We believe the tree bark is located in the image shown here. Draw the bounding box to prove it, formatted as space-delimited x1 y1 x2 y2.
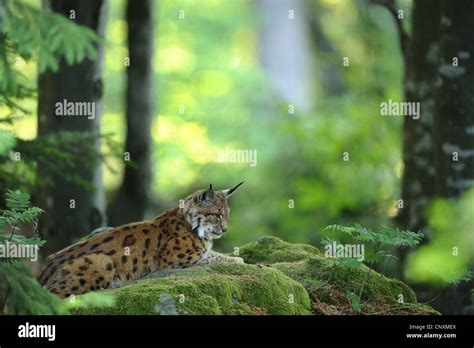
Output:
429 0 474 315
37 0 107 255
108 0 154 226
396 0 441 240
433 0 474 198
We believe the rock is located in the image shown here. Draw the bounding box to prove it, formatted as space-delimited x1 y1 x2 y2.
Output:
70 236 439 315
70 263 311 315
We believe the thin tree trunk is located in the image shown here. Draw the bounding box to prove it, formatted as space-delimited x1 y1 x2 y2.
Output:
109 0 154 226
37 0 107 255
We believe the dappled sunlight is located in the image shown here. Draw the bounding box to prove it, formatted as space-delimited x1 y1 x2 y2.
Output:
104 20 128 72
154 115 217 164
156 44 196 72
194 70 234 97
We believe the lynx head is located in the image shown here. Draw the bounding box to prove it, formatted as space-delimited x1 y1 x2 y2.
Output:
181 182 244 239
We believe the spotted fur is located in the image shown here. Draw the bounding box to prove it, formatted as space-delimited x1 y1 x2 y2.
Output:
37 183 244 298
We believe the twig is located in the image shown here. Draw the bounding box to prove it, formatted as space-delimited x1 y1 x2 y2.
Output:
8 222 17 241
2 285 10 314
378 245 402 280
315 274 333 291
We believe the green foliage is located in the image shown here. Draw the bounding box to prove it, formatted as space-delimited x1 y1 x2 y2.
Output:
0 190 44 246
0 128 15 155
0 0 110 198
0 129 123 199
0 262 68 315
322 223 423 311
346 290 362 313
2 189 43 225
0 0 99 112
13 131 112 191
0 189 67 314
431 269 473 287
324 223 423 262
320 238 363 269
325 223 423 248
64 291 116 312
407 188 474 285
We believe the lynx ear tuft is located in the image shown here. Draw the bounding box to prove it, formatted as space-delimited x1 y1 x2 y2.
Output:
199 185 214 202
221 181 244 198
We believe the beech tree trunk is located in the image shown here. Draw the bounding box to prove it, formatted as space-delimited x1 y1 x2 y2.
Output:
108 0 155 226
429 0 474 315
37 0 107 256
433 0 474 198
397 0 440 236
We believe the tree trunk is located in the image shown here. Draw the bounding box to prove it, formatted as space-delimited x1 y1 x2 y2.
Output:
433 0 474 198
37 0 107 256
395 0 441 278
429 0 474 314
108 0 155 226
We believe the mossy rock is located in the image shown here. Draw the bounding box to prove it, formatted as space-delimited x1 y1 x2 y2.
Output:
70 264 311 315
238 237 438 315
70 236 439 315
238 236 320 264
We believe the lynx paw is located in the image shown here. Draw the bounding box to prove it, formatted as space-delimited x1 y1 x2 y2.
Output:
233 257 244 264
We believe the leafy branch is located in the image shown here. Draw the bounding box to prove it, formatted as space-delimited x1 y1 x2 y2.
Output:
323 223 423 313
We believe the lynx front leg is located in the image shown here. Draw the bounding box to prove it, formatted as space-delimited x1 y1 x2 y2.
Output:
195 250 244 265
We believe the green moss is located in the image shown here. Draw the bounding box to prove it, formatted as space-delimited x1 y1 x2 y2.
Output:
70 236 438 315
238 236 320 264
239 236 438 315
273 258 416 306
71 264 311 315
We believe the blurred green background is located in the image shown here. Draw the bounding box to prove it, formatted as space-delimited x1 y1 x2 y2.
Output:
105 0 406 251
7 0 407 251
